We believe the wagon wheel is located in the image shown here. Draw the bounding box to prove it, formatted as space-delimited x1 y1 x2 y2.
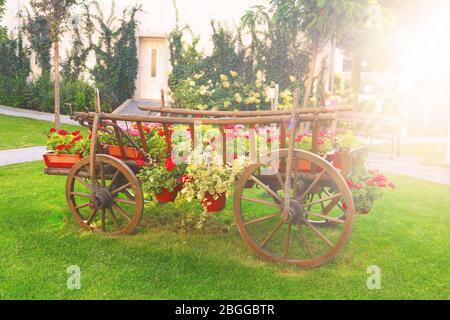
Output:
233 149 355 268
66 154 143 235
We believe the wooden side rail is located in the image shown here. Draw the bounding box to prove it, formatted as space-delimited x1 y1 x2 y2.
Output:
72 112 337 126
138 105 353 117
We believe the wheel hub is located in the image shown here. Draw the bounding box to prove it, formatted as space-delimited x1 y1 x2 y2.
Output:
281 199 303 223
90 187 114 209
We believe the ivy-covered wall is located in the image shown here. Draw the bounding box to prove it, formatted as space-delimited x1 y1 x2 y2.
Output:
0 1 141 113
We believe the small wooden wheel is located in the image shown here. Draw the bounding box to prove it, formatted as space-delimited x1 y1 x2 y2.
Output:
66 154 143 235
233 149 355 268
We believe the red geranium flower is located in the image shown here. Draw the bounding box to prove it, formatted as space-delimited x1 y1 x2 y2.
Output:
377 181 386 188
56 144 65 151
71 130 80 136
58 130 68 136
367 178 374 186
65 143 72 149
342 202 348 210
347 180 353 188
158 129 165 137
164 158 176 172
135 160 145 167
180 174 192 184
72 135 82 143
50 128 56 133
355 183 363 189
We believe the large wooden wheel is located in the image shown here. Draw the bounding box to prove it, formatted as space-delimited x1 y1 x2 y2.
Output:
233 149 355 268
66 154 143 235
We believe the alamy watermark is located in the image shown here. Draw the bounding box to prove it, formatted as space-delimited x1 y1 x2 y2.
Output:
366 265 381 290
67 265 81 290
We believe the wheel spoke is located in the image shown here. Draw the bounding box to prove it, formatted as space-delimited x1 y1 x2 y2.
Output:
260 221 283 248
321 196 341 215
112 203 132 222
123 189 135 201
76 202 91 210
108 170 120 191
284 223 292 259
114 198 136 206
304 211 346 224
250 175 283 203
297 224 313 257
302 193 342 208
99 163 105 187
298 170 325 202
276 172 284 190
241 196 281 209
109 208 122 230
71 192 91 198
75 176 92 190
303 220 334 247
111 182 132 195
244 213 279 226
323 189 346 212
85 208 98 225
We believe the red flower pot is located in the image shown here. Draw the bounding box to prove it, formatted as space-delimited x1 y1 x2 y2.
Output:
296 159 312 172
202 193 226 213
43 153 82 168
155 188 178 203
107 145 143 160
333 152 343 169
358 206 372 215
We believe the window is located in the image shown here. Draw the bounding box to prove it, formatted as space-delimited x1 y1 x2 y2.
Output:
151 48 157 78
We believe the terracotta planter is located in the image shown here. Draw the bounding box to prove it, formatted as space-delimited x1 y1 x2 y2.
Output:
155 188 178 203
202 193 226 213
358 207 372 215
107 145 143 160
333 152 343 169
296 159 312 172
43 153 82 168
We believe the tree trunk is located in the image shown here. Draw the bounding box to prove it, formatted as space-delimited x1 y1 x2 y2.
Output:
300 42 319 131
53 40 61 130
302 42 319 109
351 53 362 98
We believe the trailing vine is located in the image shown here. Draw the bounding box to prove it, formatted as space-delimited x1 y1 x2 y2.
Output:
90 1 141 111
22 9 52 74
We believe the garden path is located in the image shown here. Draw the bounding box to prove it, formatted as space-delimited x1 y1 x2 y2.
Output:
0 105 78 125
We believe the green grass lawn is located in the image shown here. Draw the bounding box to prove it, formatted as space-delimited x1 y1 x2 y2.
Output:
0 161 448 299
0 115 82 150
370 142 449 167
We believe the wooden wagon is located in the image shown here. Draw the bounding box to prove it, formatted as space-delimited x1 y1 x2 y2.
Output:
45 90 368 268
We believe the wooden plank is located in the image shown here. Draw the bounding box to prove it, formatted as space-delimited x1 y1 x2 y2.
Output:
136 122 149 153
112 120 128 160
73 112 337 127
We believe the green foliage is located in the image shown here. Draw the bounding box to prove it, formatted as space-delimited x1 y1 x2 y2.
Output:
168 25 204 93
0 35 31 107
29 0 82 42
22 12 52 73
0 0 7 40
335 131 362 150
181 161 244 202
139 162 187 195
90 2 141 111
